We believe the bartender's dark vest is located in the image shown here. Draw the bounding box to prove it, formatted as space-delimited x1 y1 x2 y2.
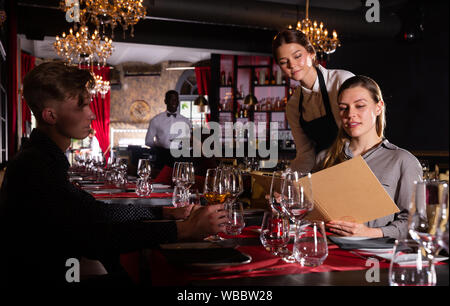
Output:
298 67 338 153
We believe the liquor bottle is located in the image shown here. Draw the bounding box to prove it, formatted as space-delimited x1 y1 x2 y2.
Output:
227 72 233 86
253 71 259 85
259 70 265 85
221 71 226 86
276 68 282 85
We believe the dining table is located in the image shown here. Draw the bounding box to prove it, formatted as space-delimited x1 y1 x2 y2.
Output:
73 171 449 287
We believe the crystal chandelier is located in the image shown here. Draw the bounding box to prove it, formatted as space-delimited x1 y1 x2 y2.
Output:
60 0 147 38
54 25 113 97
54 25 114 67
288 0 340 55
91 74 111 99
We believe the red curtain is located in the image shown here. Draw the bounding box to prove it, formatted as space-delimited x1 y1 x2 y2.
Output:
7 1 18 159
194 66 211 123
20 52 35 137
88 66 111 161
194 66 211 95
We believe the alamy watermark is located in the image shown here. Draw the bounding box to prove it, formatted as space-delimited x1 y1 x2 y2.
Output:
166 121 279 169
65 258 80 283
365 0 380 23
64 0 80 23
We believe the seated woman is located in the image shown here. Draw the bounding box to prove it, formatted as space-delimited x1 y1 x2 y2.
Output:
314 75 422 239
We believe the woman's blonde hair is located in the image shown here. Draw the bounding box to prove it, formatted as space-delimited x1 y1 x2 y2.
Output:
318 75 386 170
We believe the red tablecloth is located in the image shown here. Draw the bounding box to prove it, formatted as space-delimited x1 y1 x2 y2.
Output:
147 226 396 286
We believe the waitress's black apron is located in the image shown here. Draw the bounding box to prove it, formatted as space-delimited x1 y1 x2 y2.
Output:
298 67 338 153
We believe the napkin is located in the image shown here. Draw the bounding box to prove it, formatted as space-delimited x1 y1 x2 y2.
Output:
329 236 397 250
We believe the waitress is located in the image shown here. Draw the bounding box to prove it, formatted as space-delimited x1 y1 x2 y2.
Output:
273 29 354 172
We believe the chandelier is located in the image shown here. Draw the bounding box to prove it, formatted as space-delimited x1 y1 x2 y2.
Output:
91 74 111 98
54 25 114 67
54 25 113 97
59 0 147 38
289 0 340 55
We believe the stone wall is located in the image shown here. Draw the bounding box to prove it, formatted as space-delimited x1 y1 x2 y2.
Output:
110 61 191 146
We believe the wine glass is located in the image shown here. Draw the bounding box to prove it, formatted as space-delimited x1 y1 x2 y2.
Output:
279 169 314 262
225 202 245 235
172 162 181 187
225 167 243 206
137 159 152 179
293 220 328 267
269 170 284 213
437 200 449 254
172 185 188 207
408 179 449 269
178 162 195 191
136 177 152 197
260 209 290 256
203 168 229 241
281 170 314 222
389 239 436 286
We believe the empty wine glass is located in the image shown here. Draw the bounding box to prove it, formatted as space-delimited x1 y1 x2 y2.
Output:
172 162 181 187
408 180 449 260
281 170 314 222
225 202 245 235
225 167 243 206
293 220 328 267
437 201 449 254
389 239 436 286
136 177 152 197
269 170 284 213
260 209 290 256
172 185 188 207
137 159 152 179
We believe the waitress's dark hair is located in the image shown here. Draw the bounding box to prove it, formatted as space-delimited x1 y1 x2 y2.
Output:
272 29 316 63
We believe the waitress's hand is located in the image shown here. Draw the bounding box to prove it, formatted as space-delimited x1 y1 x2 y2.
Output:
326 220 383 238
264 192 282 203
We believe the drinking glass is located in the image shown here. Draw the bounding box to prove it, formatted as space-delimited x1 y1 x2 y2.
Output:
225 167 243 206
408 180 449 260
389 239 436 286
269 170 284 213
136 177 152 197
203 168 229 241
225 202 245 235
437 200 449 253
172 185 188 207
178 162 195 190
137 158 152 179
260 209 290 256
280 170 314 222
293 220 328 267
203 168 229 205
172 162 181 187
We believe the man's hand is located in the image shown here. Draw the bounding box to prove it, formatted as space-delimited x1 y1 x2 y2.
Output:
176 204 228 241
326 220 383 237
162 205 195 220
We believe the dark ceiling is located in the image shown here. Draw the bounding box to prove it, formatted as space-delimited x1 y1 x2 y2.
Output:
12 0 437 54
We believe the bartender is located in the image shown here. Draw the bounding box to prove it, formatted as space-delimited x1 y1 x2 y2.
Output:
145 90 191 170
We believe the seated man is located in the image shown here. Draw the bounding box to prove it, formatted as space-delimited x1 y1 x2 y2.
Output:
0 62 227 287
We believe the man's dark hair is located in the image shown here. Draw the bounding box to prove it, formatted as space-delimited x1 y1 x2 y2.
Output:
23 61 95 122
165 90 178 102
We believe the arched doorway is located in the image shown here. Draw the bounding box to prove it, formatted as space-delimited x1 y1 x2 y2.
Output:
175 69 207 128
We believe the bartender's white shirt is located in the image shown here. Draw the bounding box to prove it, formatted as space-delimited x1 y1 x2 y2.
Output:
145 111 192 149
